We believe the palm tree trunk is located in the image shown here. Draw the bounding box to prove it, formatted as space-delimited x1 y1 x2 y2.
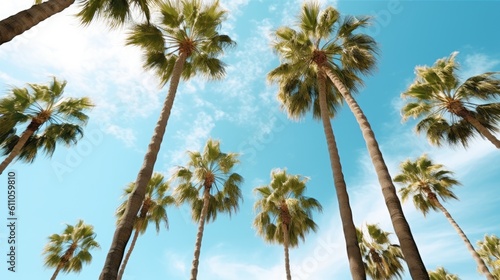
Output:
51 242 77 280
0 0 75 45
282 223 292 280
460 111 500 149
434 199 495 280
322 67 429 280
317 72 366 280
99 52 188 280
190 185 211 280
50 263 63 280
0 121 40 174
117 227 141 280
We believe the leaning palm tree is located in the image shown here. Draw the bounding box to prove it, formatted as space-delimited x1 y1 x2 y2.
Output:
100 2 235 279
254 168 322 280
173 138 243 280
477 235 500 279
428 267 461 280
42 220 100 280
401 52 500 148
357 223 405 280
0 0 156 45
394 154 495 280
268 2 427 278
0 77 93 174
115 172 175 280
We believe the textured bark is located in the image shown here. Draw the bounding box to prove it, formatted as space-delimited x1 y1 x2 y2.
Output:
433 198 495 280
116 227 140 280
322 66 429 279
459 109 500 149
0 0 75 45
317 72 366 280
99 52 188 280
282 223 292 280
190 185 211 280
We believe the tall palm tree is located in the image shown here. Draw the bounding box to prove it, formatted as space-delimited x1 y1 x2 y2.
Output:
100 2 235 279
356 223 405 280
268 2 427 278
477 235 500 279
42 220 100 280
428 267 461 280
0 77 93 174
394 154 495 280
401 52 500 148
254 169 322 280
0 0 156 45
115 172 175 280
173 138 243 280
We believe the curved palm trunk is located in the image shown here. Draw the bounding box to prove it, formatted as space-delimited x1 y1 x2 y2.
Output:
317 73 366 279
117 227 141 280
0 0 75 45
456 108 500 149
51 242 77 280
282 223 292 280
50 264 63 280
322 67 429 279
0 119 44 174
433 199 495 279
99 52 188 280
190 185 211 280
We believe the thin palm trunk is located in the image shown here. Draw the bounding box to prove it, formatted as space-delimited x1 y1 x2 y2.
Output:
433 199 495 279
50 263 63 280
0 0 75 45
282 223 292 280
117 227 141 280
458 110 500 149
100 52 188 280
51 243 77 280
317 73 365 279
0 119 43 174
190 185 211 280
322 67 428 279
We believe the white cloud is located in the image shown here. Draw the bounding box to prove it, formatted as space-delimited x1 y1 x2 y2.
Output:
461 53 500 80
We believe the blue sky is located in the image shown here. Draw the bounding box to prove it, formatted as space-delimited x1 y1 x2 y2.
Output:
0 0 499 279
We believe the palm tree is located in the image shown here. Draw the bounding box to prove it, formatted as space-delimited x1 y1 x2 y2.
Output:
100 2 235 279
0 77 93 174
42 220 100 280
115 172 175 280
0 0 155 45
253 168 322 280
268 2 427 278
401 52 500 148
357 223 405 280
428 267 461 280
173 138 243 280
394 154 495 280
477 235 500 279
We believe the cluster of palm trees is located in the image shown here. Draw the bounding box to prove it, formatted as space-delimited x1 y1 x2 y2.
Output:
1 0 499 279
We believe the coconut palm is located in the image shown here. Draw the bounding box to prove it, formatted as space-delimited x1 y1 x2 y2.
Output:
394 154 495 280
42 220 100 280
401 52 500 148
115 172 175 280
100 2 234 278
477 235 500 278
268 2 427 278
357 223 405 280
254 168 322 280
428 267 461 280
173 138 243 280
0 77 93 174
0 0 156 45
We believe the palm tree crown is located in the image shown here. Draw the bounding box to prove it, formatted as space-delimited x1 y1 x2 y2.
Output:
42 220 100 280
428 267 461 280
477 234 500 278
0 77 93 173
357 223 405 280
401 52 500 148
77 0 159 27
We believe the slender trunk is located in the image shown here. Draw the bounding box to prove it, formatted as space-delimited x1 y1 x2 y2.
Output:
99 52 188 280
0 119 43 174
322 67 429 279
51 242 77 280
117 227 141 280
50 264 63 280
317 72 366 279
459 111 500 149
0 0 75 45
190 185 211 280
282 223 292 280
433 199 495 280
